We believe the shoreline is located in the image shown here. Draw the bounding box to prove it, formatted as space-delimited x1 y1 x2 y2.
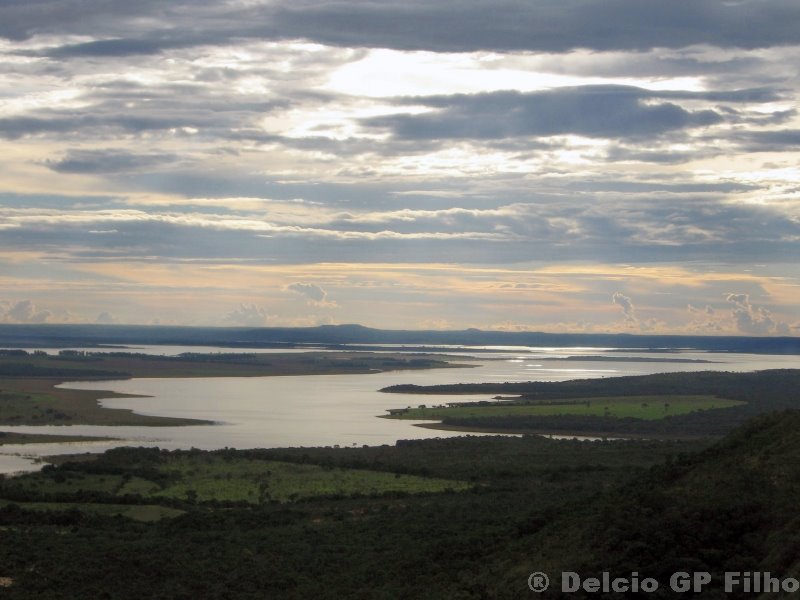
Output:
0 432 119 446
0 351 468 444
410 421 716 441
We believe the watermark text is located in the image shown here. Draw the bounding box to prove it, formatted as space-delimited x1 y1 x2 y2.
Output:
527 571 800 594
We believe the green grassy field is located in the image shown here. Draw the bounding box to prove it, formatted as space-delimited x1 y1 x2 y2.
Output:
0 381 207 428
385 394 743 421
0 370 797 598
149 455 470 503
2 451 471 515
0 389 75 424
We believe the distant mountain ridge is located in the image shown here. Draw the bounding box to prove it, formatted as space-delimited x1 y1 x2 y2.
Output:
0 323 798 354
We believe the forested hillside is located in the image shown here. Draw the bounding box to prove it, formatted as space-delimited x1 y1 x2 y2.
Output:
0 410 799 597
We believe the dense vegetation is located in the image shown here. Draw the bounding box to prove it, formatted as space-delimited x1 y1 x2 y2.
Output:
1 448 470 507
0 350 455 381
0 434 705 598
384 369 800 437
386 394 741 421
0 412 798 597
0 333 797 597
492 410 800 598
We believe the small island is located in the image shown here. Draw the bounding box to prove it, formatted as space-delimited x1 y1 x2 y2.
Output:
381 369 800 439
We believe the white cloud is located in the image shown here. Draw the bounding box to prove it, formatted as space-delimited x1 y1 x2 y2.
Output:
0 1 798 334
284 282 337 307
3 299 51 323
687 304 725 334
612 292 637 325
726 293 787 336
95 311 118 324
222 303 274 326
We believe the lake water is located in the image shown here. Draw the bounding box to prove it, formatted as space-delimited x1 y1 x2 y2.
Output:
0 346 797 473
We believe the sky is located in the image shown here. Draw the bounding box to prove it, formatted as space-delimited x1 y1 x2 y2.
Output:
0 0 798 335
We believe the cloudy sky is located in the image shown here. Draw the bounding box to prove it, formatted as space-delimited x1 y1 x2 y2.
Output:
1 0 798 335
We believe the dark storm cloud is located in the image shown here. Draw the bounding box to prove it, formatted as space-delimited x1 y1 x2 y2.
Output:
3 0 800 53
44 149 179 174
364 87 724 141
659 88 784 103
520 53 771 82
258 0 800 53
730 130 800 152
605 147 709 164
42 37 196 58
0 0 156 40
0 82 287 140
1 194 796 265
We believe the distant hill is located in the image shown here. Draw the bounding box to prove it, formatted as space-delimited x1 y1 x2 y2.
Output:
0 323 798 354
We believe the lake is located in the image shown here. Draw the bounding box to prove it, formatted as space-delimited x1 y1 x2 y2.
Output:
0 346 797 473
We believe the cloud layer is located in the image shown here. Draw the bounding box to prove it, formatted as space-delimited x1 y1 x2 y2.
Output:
4 0 800 52
0 0 798 333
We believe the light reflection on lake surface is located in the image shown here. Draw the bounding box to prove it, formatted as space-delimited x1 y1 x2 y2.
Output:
0 347 798 473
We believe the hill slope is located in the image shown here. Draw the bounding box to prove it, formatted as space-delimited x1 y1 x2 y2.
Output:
496 410 800 598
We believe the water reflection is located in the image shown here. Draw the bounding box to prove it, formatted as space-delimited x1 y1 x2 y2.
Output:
0 347 797 472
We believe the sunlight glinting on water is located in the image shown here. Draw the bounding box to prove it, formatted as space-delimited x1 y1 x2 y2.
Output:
0 345 798 473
